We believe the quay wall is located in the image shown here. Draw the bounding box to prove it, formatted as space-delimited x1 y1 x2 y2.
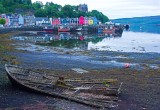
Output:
0 26 43 34
0 25 123 34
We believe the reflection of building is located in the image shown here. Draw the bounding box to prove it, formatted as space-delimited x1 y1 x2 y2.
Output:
13 32 122 51
78 4 88 12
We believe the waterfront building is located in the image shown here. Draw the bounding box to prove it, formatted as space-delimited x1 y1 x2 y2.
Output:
24 15 35 26
52 18 60 25
60 18 67 25
8 14 19 26
18 14 24 25
88 17 94 25
93 17 98 25
84 17 89 25
35 17 51 26
69 18 79 25
79 16 85 25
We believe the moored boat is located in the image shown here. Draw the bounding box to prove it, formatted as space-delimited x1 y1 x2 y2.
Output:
43 27 54 33
5 64 123 108
103 29 115 34
58 26 70 32
76 27 82 31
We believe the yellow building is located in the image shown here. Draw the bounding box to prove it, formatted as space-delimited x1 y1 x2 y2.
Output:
88 18 93 25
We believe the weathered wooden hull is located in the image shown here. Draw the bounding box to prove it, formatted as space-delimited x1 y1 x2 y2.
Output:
5 64 122 108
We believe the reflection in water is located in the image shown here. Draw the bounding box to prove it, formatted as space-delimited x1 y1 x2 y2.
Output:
88 32 160 53
13 32 122 50
12 31 160 53
38 32 122 49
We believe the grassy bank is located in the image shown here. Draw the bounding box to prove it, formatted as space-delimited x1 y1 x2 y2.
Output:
0 32 22 65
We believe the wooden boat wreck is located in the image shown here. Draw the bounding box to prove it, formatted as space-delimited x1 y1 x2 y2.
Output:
5 64 123 109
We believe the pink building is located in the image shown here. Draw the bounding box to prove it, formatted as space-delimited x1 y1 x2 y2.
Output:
84 17 89 25
79 16 85 25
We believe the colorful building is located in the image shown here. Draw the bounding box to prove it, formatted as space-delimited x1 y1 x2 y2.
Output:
18 14 24 25
70 18 78 25
84 17 89 25
8 14 19 26
35 17 51 26
79 16 85 25
93 17 98 25
1 13 100 27
24 15 35 26
88 17 93 25
52 18 60 25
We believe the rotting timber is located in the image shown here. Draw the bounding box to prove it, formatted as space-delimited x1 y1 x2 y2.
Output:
5 64 123 109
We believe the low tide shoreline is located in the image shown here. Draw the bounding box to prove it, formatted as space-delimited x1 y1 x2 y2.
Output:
0 32 160 110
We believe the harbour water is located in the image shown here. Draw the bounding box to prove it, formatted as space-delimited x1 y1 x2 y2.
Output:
88 31 160 53
13 31 160 53
10 30 160 70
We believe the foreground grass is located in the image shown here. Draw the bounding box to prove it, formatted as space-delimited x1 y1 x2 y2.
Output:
0 32 22 65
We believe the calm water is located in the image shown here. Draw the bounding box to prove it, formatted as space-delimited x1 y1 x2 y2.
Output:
88 31 160 53
13 31 160 53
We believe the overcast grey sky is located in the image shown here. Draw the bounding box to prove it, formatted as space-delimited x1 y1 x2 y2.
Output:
32 0 160 19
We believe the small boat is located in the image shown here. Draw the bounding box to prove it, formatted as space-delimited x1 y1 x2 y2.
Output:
58 26 70 32
76 27 82 31
103 29 115 34
5 64 123 108
43 27 54 33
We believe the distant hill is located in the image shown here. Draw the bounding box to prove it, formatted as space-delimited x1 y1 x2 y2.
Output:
111 16 160 34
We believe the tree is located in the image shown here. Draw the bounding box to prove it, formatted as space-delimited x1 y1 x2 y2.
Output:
32 1 43 9
43 3 61 18
26 0 31 5
0 3 5 13
62 5 75 18
89 10 109 23
34 9 47 17
0 18 6 25
0 1 109 22
3 0 14 6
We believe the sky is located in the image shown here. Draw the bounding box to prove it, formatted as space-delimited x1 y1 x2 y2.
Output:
32 0 160 19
